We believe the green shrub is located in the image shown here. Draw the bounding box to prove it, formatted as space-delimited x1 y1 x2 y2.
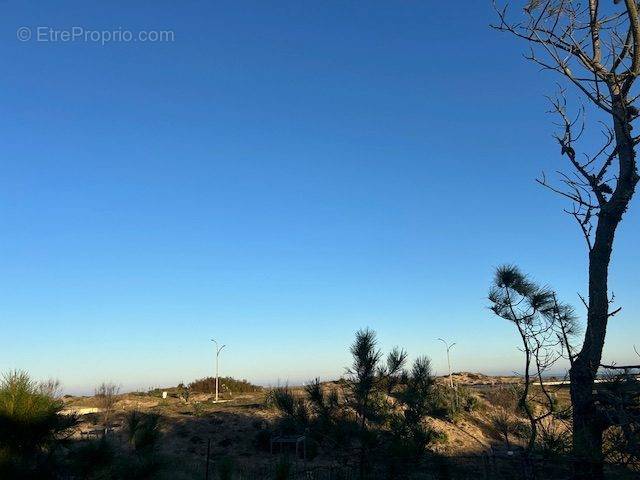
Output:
267 386 309 434
513 418 532 440
536 422 571 458
0 371 75 455
193 402 205 417
458 386 480 412
177 384 190 403
189 377 261 396
428 384 480 421
69 412 165 479
125 411 161 453
0 371 76 478
267 386 296 415
428 384 460 420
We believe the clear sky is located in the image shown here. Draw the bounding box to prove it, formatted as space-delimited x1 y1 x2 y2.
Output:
0 1 638 394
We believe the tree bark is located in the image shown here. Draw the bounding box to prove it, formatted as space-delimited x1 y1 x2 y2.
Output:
570 96 639 480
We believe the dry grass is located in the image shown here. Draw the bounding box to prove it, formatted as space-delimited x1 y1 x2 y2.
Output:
60 375 557 470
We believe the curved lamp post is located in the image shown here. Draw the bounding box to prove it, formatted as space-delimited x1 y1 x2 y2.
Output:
438 338 457 407
211 339 226 402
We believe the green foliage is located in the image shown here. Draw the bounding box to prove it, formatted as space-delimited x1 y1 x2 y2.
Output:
489 265 579 348
304 378 340 439
429 385 480 420
388 356 441 466
267 386 296 416
0 371 76 458
267 386 309 435
512 418 533 441
536 422 571 458
347 328 383 426
125 411 161 453
194 402 205 417
489 265 580 452
177 384 190 403
404 357 435 421
490 408 531 449
264 330 444 473
305 378 339 418
189 376 261 396
0 371 178 480
427 385 461 421
70 422 165 480
458 386 480 413
0 371 76 478
378 347 408 395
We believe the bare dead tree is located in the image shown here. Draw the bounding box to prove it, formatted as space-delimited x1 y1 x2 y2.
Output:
95 382 120 431
492 2 640 478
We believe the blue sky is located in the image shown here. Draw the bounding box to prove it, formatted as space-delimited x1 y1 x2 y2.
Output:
0 1 638 394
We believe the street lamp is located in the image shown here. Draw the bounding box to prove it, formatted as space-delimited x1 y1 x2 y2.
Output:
211 339 226 402
437 338 457 403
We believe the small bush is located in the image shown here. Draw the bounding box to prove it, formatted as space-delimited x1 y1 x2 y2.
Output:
428 384 460 420
267 386 296 415
537 422 571 458
0 371 75 455
267 386 309 434
125 411 161 453
458 386 480 412
0 371 77 478
388 413 441 463
193 402 205 417
177 385 190 404
430 385 480 418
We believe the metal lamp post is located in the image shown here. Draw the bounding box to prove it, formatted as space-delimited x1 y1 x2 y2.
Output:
438 338 457 406
211 339 226 402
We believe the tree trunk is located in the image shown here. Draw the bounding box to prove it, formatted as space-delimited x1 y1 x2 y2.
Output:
570 97 639 480
570 210 616 479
